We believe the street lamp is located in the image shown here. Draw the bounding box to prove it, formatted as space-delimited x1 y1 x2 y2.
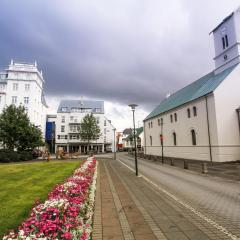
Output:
113 128 116 160
128 104 138 176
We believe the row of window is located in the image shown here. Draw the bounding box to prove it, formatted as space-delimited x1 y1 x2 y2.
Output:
60 125 107 134
61 107 102 113
61 116 105 125
149 129 197 146
149 106 198 128
11 96 29 105
12 83 30 91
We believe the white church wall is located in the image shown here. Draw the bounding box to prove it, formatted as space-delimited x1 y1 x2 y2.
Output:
213 66 240 161
144 95 219 161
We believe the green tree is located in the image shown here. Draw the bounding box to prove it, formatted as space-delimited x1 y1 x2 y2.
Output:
79 113 101 153
0 105 43 151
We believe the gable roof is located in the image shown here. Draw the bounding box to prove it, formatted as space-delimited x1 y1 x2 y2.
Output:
125 127 144 140
145 64 237 121
57 99 104 113
123 128 132 135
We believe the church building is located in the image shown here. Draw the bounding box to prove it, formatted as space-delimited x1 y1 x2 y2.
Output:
144 8 240 162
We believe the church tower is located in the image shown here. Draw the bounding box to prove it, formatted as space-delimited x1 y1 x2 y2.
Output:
212 7 240 74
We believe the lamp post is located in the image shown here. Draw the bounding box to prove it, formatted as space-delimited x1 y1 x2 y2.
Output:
113 128 116 160
128 104 138 176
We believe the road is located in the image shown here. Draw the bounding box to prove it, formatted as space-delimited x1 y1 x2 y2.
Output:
117 153 240 238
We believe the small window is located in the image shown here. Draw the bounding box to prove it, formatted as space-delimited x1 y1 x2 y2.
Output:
161 118 163 125
61 116 65 123
65 135 68 139
104 120 106 126
151 121 153 128
191 129 197 145
173 132 177 146
222 37 226 49
225 35 229 48
70 116 74 121
25 84 30 91
193 106 197 116
150 136 152 146
24 97 29 105
61 126 65 133
13 83 18 91
160 134 163 146
148 122 150 128
187 108 191 118
170 114 173 123
158 119 160 126
174 113 177 122
12 96 17 104
57 135 60 139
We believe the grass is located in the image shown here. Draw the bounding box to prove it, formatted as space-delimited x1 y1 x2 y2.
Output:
0 160 82 238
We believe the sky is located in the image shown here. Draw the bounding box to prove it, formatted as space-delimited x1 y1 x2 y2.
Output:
0 0 239 131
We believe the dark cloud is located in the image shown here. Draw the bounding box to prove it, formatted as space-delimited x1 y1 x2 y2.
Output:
0 0 239 112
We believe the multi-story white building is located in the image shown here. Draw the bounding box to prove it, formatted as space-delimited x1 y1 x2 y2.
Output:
0 60 48 137
144 8 240 162
55 99 115 153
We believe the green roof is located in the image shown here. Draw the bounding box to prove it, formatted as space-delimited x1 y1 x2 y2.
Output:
125 127 143 140
145 65 237 121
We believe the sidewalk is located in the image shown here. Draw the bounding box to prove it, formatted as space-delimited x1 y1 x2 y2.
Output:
92 158 232 240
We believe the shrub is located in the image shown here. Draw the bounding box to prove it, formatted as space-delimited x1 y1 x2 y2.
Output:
0 150 33 163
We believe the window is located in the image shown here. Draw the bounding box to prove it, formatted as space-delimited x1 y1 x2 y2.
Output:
12 96 17 104
151 121 153 128
191 129 197 145
61 126 65 132
170 114 173 123
161 118 163 125
61 116 65 123
173 132 177 146
24 97 29 105
104 120 106 126
104 128 106 134
96 117 100 124
25 84 30 91
13 83 18 91
57 135 60 139
193 106 197 116
174 113 177 122
158 119 160 126
222 37 225 49
225 35 229 48
70 116 74 121
61 107 68 112
160 134 163 146
150 136 152 146
148 122 151 128
187 108 191 118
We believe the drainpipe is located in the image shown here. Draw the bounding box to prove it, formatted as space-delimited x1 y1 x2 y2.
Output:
205 96 213 163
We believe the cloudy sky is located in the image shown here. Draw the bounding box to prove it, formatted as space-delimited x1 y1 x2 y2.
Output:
0 0 239 130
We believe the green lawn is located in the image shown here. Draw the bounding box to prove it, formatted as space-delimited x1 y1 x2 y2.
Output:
0 160 82 238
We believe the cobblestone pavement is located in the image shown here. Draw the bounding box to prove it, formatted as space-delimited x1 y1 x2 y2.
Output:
117 154 240 239
93 158 239 240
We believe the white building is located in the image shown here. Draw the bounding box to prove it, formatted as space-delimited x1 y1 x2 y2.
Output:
0 60 48 136
144 8 240 162
55 99 115 153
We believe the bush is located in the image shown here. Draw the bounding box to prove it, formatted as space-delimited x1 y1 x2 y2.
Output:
0 149 33 163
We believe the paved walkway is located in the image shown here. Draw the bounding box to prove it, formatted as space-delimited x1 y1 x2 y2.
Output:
92 158 235 240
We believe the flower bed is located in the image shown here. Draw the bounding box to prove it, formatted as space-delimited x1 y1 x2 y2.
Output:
3 158 97 240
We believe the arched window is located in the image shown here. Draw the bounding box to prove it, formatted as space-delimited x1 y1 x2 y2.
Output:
187 108 191 118
191 129 197 145
174 113 177 122
193 106 197 116
160 134 163 146
150 136 152 146
158 119 160 126
160 118 163 125
170 114 173 123
173 132 177 146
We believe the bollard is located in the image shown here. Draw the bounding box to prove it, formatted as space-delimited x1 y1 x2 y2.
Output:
202 162 208 174
184 160 188 169
171 159 174 166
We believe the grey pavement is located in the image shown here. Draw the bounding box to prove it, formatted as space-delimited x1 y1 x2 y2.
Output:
116 153 240 239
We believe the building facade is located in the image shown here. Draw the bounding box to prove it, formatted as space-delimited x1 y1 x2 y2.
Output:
55 99 115 153
0 60 48 136
144 8 240 162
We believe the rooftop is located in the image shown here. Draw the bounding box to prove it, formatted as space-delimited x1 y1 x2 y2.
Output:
145 64 237 121
57 99 104 113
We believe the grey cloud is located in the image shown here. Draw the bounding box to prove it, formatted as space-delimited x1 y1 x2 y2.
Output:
0 0 238 113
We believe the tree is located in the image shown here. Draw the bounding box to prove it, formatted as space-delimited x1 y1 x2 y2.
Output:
0 105 43 151
79 113 101 153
